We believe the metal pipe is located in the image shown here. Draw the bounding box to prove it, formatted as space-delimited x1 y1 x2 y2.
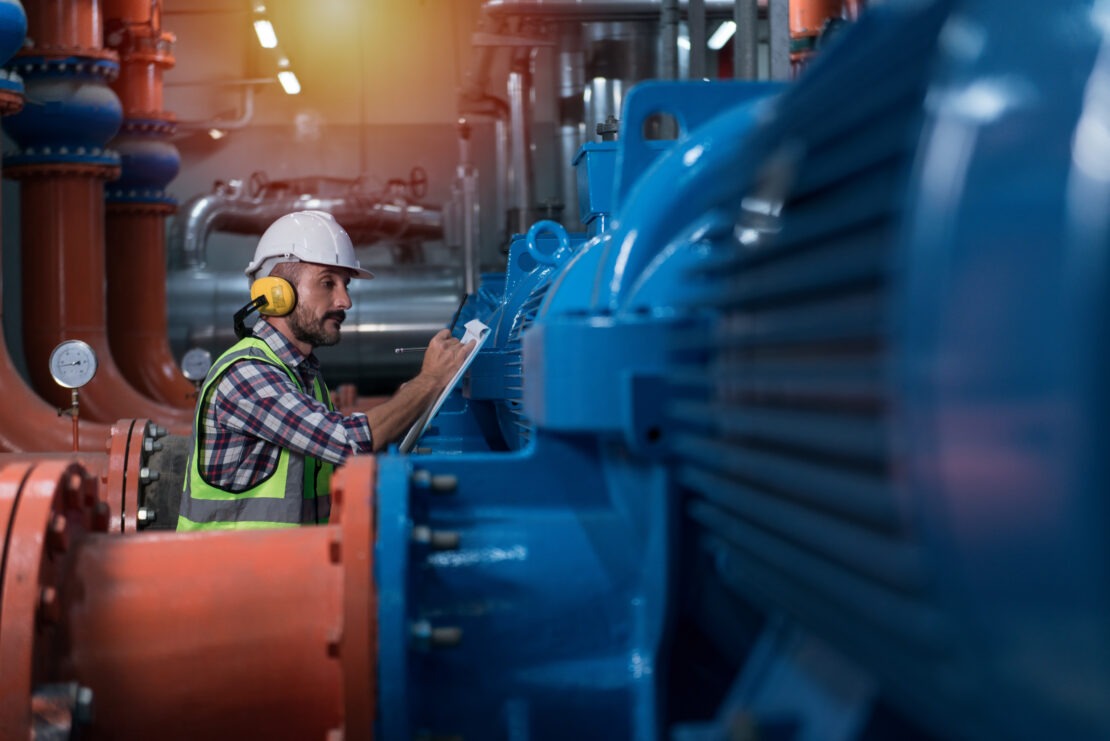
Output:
689 0 707 79
483 0 749 21
18 173 192 431
735 0 759 79
103 0 194 408
661 0 680 80
768 0 791 79
506 50 535 235
4 0 190 431
171 180 444 271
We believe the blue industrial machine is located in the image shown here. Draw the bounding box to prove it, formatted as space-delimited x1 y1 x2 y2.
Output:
379 0 1110 739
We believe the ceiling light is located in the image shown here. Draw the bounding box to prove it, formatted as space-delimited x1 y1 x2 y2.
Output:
708 20 736 50
278 70 301 95
253 19 278 49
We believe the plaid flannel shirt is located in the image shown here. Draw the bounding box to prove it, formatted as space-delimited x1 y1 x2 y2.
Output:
197 320 374 492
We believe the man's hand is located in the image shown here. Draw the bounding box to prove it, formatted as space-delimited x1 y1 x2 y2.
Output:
363 329 476 451
420 329 475 389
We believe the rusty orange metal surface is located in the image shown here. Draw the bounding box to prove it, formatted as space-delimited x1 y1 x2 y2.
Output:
790 0 844 37
0 460 106 739
13 169 192 432
0 456 379 739
330 457 378 738
22 0 117 59
0 338 113 452
105 210 196 408
103 0 175 117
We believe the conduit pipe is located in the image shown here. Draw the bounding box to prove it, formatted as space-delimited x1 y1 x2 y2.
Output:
2 0 190 431
103 0 194 408
0 456 378 740
171 175 444 271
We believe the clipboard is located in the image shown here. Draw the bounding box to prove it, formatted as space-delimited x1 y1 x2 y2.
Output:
398 318 491 453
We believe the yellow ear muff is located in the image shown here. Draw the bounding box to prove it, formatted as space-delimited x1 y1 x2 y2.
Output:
251 276 297 317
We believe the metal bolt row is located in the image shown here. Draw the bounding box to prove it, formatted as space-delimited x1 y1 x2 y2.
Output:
409 469 463 649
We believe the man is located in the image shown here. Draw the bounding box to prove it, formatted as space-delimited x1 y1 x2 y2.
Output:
177 210 472 531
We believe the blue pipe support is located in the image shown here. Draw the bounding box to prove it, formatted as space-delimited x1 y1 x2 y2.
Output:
2 55 121 168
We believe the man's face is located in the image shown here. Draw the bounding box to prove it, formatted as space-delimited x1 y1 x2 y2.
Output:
287 264 355 348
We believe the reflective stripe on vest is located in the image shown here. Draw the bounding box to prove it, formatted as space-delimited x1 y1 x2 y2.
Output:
177 337 335 531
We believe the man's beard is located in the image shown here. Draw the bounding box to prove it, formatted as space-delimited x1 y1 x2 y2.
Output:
289 306 345 347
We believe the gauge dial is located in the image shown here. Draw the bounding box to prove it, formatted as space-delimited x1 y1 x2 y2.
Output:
180 347 212 382
48 340 98 389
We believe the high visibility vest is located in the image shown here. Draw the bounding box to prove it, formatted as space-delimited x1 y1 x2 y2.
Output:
177 337 335 531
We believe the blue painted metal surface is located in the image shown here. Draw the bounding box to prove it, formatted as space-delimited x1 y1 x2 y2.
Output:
2 56 122 169
376 2 1110 739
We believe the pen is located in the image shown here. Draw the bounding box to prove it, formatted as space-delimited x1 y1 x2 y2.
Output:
394 347 427 354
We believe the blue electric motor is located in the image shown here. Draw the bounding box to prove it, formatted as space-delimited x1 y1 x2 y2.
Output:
379 1 1110 739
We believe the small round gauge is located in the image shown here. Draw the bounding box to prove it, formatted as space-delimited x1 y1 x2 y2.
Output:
180 347 213 382
48 340 98 389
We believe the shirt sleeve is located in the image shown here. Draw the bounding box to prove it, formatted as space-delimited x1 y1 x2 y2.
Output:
212 359 374 465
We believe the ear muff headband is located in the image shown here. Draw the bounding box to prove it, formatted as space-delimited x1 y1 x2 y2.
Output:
233 276 297 338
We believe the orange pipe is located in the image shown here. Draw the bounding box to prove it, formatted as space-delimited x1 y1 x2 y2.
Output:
66 528 346 739
22 0 109 54
790 0 844 38
18 170 192 431
105 209 196 407
102 0 191 407
0 457 379 738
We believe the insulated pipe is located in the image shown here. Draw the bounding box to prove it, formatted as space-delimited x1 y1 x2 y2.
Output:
0 457 378 739
103 0 192 407
172 180 444 271
482 0 749 21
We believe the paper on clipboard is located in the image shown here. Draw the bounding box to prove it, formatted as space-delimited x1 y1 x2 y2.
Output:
398 318 491 453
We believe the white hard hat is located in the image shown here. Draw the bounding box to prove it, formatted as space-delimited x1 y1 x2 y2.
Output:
245 210 375 282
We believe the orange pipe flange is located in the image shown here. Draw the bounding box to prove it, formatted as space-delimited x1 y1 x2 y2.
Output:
0 459 109 739
105 210 196 407
0 456 379 738
16 169 192 432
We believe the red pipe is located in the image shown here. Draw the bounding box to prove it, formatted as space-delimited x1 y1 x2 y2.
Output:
0 87 115 453
0 456 379 739
17 171 192 431
105 210 197 407
103 0 194 407
21 0 108 55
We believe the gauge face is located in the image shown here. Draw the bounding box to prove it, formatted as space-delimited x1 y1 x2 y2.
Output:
180 347 213 382
48 340 98 389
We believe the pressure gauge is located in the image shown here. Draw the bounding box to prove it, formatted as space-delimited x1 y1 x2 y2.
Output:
48 340 98 389
180 347 213 382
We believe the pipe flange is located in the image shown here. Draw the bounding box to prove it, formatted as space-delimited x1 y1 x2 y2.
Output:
327 455 378 739
119 116 177 136
0 460 108 738
105 187 178 208
3 159 122 180
105 200 176 216
104 418 153 534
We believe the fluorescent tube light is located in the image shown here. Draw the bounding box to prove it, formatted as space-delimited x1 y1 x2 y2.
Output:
708 20 736 50
253 19 278 49
278 70 301 95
